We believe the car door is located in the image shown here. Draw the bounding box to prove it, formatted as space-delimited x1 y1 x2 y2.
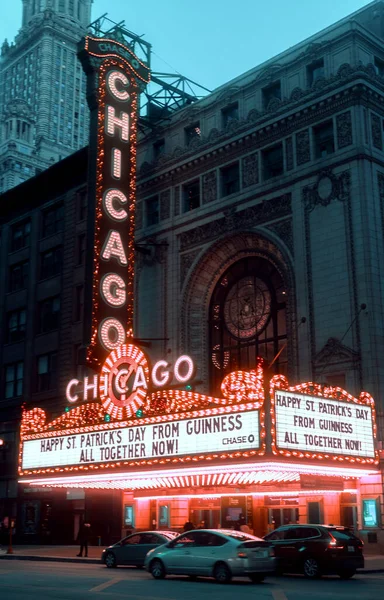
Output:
165 532 199 574
137 533 167 565
184 532 228 575
265 527 299 569
114 533 142 565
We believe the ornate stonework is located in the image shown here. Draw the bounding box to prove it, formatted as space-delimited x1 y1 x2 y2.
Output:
336 110 353 149
296 129 311 165
202 171 217 204
180 248 202 286
314 337 359 372
174 186 180 216
242 152 259 187
264 218 294 255
160 189 171 221
303 169 350 210
285 137 294 171
371 112 382 150
179 193 291 251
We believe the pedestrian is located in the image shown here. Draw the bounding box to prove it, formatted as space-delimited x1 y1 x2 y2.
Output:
183 520 194 532
77 521 91 557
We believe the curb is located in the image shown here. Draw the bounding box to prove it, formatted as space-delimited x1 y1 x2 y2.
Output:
0 554 101 565
0 554 383 573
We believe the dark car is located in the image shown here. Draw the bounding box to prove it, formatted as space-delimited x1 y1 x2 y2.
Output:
264 524 364 579
101 531 178 568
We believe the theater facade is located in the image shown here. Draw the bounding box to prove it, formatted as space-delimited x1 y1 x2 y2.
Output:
5 3 384 550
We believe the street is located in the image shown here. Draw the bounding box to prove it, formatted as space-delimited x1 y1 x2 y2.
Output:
0 560 383 600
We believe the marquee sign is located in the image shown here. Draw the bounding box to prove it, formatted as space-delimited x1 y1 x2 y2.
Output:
270 375 377 465
21 409 260 471
78 36 150 369
19 362 266 476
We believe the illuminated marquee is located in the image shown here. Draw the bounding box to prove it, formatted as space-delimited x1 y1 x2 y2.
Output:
19 361 266 476
78 36 150 369
270 375 378 465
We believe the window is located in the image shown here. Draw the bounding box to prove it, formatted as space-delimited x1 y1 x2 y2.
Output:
4 362 24 399
76 188 87 221
9 261 29 292
36 352 57 392
221 163 240 197
313 120 334 158
6 308 27 343
146 196 159 226
38 296 61 333
374 56 384 77
77 233 86 265
263 143 284 180
184 122 201 145
42 204 64 237
262 81 281 110
74 285 84 322
40 247 62 279
307 59 324 87
123 534 141 545
153 139 165 159
10 220 31 252
209 256 287 392
222 103 239 127
183 180 200 212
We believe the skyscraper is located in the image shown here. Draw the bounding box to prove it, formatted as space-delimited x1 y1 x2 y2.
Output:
0 0 92 193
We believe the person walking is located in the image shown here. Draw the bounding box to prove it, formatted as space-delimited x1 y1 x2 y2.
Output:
183 520 194 532
77 521 91 557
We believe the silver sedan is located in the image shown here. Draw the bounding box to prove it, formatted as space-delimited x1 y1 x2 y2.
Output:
144 529 276 583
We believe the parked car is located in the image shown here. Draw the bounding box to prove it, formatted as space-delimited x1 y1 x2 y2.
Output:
144 528 276 583
264 524 364 579
102 531 177 568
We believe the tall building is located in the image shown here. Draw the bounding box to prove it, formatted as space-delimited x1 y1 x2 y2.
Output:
0 1 384 551
0 0 92 193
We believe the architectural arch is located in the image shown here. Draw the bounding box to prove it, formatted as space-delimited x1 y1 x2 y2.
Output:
180 230 297 388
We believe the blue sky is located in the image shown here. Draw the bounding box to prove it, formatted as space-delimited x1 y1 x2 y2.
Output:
0 0 375 91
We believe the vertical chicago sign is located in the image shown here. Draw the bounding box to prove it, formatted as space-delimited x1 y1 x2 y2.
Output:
78 37 150 368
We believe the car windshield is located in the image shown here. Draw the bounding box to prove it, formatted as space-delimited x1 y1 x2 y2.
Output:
328 528 360 541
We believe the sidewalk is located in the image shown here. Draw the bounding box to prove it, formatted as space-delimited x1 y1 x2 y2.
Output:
0 545 102 564
0 545 383 572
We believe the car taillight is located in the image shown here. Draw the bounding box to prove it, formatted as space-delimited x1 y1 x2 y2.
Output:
237 551 247 558
328 534 343 549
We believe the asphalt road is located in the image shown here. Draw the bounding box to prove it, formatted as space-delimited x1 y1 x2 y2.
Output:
0 560 383 600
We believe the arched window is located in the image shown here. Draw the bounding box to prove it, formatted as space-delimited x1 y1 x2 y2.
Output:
209 256 287 392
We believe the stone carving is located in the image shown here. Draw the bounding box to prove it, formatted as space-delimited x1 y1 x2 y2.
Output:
337 63 354 79
135 201 143 229
266 97 282 112
314 337 359 369
285 137 294 171
290 87 305 102
303 169 350 211
180 249 202 285
311 77 327 91
174 186 180 216
336 111 353 149
242 152 259 187
208 128 220 142
139 161 152 175
265 218 294 255
202 171 217 204
296 129 310 165
179 193 291 251
371 113 382 150
255 64 283 82
246 108 261 123
160 189 171 220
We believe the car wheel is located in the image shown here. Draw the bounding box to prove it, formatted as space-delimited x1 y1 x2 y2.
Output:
105 552 117 568
303 557 321 579
150 559 166 580
249 574 265 583
338 569 356 580
213 562 232 584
